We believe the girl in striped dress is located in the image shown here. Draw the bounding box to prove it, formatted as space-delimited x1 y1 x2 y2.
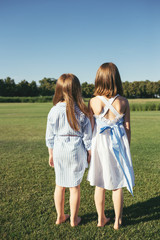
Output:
87 63 134 229
46 74 92 227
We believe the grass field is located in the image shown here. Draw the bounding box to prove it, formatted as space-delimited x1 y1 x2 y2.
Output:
0 103 160 240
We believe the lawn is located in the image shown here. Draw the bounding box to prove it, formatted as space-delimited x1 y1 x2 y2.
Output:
0 103 160 240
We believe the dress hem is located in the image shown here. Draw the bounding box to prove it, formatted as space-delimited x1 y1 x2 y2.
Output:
56 179 82 188
87 180 133 191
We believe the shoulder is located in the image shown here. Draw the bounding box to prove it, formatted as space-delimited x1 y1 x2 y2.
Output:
113 96 129 114
47 106 56 120
89 96 104 115
47 103 64 120
48 105 55 115
117 95 129 105
90 96 101 105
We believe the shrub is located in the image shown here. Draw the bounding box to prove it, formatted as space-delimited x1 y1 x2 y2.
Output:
0 96 53 103
129 103 159 111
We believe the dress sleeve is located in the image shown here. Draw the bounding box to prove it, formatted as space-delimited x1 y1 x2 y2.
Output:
82 117 92 150
45 110 55 149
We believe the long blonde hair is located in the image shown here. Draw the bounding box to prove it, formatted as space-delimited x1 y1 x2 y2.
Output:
94 62 123 97
53 74 89 131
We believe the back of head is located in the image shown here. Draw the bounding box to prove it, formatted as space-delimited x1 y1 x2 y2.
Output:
53 73 88 131
53 73 81 104
94 62 123 97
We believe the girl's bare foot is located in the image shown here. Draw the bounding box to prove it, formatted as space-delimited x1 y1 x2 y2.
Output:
97 217 110 227
70 216 81 227
114 219 122 230
56 214 70 224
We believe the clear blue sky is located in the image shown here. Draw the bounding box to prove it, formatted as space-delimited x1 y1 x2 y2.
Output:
0 0 159 84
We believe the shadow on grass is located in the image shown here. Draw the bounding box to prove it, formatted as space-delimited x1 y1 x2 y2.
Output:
81 209 114 225
122 195 160 226
81 196 160 226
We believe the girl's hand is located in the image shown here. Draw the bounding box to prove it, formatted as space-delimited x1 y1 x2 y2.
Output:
48 148 54 167
87 150 91 163
49 155 54 168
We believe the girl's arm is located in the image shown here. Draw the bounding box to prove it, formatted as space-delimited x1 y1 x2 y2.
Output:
88 99 94 131
87 150 91 163
46 110 55 167
82 117 92 160
124 99 131 145
48 148 54 167
46 110 55 148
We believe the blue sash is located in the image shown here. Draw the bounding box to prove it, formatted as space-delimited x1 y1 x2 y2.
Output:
100 118 134 196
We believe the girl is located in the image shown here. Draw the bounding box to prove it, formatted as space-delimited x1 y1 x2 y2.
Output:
87 63 135 229
46 74 92 227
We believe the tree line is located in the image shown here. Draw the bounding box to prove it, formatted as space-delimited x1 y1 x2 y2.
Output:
0 77 160 98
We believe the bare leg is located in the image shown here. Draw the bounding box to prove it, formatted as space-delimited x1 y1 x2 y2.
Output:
54 185 69 224
69 185 81 227
94 186 110 227
112 188 123 230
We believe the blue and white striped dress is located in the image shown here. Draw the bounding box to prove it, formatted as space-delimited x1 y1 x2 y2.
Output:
46 102 92 187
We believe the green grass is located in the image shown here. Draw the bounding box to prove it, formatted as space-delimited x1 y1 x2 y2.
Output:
0 103 160 240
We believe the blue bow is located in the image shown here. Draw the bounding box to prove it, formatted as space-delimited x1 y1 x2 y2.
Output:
100 119 134 196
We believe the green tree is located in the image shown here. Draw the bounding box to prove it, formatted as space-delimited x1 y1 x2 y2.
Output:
17 80 30 96
39 78 57 96
1 77 16 96
81 82 94 98
122 81 130 98
138 81 146 98
145 80 154 98
6 77 16 96
29 81 39 96
0 79 5 96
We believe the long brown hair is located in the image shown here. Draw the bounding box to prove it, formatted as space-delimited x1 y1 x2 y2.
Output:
53 73 89 131
94 62 123 97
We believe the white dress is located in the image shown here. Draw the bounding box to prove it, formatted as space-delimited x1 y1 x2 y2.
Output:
87 95 135 195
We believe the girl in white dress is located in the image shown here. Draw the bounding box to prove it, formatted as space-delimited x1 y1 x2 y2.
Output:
87 63 134 229
46 74 92 227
